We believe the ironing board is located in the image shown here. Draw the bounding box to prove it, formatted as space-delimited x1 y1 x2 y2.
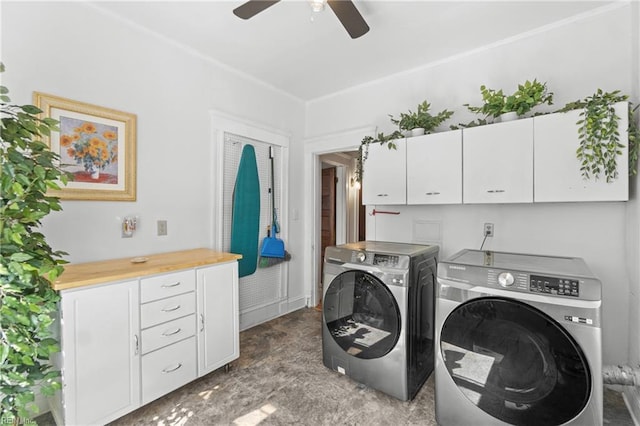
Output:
230 144 261 277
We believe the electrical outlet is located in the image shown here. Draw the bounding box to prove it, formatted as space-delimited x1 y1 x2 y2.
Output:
157 220 168 236
484 223 494 237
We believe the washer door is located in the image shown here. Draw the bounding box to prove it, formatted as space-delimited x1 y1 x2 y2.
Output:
324 270 400 359
440 297 591 426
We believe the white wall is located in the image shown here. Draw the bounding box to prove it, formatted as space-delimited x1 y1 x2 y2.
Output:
1 2 307 301
304 3 636 365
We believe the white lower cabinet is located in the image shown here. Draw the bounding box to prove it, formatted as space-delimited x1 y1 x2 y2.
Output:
197 262 239 376
53 260 239 425
53 280 140 426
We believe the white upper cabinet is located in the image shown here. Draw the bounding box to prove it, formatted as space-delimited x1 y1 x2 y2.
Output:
407 131 462 204
362 138 407 205
463 118 534 204
534 101 629 202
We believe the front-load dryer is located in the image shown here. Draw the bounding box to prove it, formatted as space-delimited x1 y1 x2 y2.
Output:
435 249 602 425
322 241 439 401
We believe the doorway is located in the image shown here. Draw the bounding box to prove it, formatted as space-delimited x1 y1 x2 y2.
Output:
317 152 364 308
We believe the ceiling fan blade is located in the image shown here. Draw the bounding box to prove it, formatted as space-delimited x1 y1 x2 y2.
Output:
327 0 369 39
233 0 280 20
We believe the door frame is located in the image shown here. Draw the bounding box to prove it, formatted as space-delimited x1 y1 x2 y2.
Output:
303 126 374 308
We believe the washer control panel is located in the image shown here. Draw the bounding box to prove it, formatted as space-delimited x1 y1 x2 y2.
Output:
349 251 402 268
530 274 579 297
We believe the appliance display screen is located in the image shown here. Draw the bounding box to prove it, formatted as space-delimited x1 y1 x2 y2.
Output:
529 274 579 297
373 254 399 267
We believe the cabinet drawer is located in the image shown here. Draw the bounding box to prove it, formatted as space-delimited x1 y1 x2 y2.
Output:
141 314 196 354
141 336 197 405
141 292 196 329
140 270 195 303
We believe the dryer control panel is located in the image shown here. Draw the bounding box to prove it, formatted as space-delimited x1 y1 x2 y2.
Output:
530 274 579 297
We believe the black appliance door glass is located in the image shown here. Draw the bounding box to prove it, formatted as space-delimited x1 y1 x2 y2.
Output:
440 297 591 426
323 270 400 359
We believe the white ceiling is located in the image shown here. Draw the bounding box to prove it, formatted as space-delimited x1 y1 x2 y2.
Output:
92 0 613 101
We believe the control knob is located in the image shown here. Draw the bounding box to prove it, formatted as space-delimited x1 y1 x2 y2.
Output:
498 272 515 287
355 252 366 263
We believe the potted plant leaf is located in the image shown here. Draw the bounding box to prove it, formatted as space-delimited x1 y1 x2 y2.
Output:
557 89 639 182
1 63 69 421
465 79 554 122
390 100 454 136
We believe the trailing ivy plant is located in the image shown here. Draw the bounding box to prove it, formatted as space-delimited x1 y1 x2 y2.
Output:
389 100 454 133
557 89 639 182
465 79 554 120
0 63 69 421
355 130 403 183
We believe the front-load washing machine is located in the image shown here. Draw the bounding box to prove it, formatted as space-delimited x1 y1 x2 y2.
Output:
435 249 602 425
322 241 439 401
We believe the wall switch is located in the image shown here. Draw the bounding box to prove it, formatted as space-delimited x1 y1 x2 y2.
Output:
484 223 494 237
157 220 168 236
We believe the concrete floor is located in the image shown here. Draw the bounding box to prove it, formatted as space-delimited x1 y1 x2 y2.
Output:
38 307 633 425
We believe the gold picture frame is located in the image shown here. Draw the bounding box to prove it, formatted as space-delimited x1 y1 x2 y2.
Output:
34 92 136 201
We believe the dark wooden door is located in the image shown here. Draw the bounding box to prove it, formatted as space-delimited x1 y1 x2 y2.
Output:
319 167 337 308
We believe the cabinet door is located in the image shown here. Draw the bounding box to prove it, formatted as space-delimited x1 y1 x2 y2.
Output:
60 280 140 425
534 101 628 202
463 118 534 204
362 138 406 205
196 262 239 376
407 131 462 204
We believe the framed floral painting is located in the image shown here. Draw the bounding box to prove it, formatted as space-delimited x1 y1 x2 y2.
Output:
34 92 136 201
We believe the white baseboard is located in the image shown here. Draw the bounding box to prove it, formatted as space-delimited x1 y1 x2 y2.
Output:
623 387 640 426
239 296 308 331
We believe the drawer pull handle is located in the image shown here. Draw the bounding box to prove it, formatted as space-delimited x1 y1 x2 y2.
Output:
162 328 182 337
161 304 181 312
377 193 388 197
161 281 181 288
200 314 205 332
162 363 182 373
134 334 139 355
425 192 440 195
487 189 506 193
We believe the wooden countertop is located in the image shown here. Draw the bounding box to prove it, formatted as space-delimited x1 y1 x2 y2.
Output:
52 248 242 291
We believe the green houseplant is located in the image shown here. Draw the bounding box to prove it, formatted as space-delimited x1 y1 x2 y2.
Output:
389 100 454 135
557 89 639 182
465 79 554 120
1 63 69 421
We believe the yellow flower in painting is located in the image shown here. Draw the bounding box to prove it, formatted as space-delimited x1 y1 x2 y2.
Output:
74 127 83 133
89 137 102 147
81 122 97 134
101 150 109 160
103 130 117 140
72 133 80 141
60 134 73 147
67 148 76 157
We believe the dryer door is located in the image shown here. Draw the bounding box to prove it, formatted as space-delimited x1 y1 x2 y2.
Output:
323 270 400 359
439 297 590 426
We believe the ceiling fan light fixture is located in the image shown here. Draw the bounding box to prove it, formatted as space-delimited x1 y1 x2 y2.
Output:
309 0 327 13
